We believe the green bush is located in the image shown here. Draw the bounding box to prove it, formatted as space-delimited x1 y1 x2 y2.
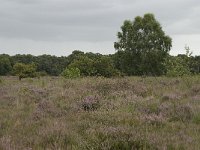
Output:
164 47 192 77
69 56 96 76
165 56 191 77
61 67 80 79
13 63 37 80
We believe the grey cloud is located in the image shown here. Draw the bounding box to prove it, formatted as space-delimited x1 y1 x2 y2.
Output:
0 0 199 55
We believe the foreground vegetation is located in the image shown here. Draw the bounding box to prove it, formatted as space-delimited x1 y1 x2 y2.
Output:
0 76 200 149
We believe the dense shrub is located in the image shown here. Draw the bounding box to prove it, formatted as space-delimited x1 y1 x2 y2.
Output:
164 47 193 77
68 56 96 76
165 56 191 77
61 67 80 79
13 63 37 80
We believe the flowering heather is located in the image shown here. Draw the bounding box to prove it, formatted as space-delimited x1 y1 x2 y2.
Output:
0 76 200 149
81 95 100 111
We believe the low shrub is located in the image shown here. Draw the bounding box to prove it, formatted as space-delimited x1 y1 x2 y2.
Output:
81 95 100 111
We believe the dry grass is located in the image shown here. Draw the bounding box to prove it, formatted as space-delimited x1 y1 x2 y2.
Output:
0 76 200 149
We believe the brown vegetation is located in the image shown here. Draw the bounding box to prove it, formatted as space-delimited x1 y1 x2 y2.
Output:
0 76 200 149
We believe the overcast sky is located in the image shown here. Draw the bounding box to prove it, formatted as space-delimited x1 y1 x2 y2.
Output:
0 0 200 56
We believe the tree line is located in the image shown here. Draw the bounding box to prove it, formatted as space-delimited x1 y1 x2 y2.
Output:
0 13 200 79
0 50 199 79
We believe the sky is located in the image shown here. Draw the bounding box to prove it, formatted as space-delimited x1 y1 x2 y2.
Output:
0 0 200 56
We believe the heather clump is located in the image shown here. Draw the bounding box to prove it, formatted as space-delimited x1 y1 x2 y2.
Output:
137 102 160 115
30 88 49 98
81 95 100 111
95 80 113 95
191 85 200 95
29 87 49 102
140 114 166 126
132 83 148 97
161 92 182 101
159 103 194 122
115 78 132 90
32 99 63 121
170 104 193 122
192 95 200 101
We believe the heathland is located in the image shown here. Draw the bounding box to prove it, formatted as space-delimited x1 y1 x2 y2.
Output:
0 76 200 149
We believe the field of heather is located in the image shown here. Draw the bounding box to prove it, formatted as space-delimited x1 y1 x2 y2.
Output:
0 76 200 149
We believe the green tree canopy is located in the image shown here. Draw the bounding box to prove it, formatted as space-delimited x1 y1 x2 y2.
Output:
13 63 37 80
114 13 172 76
94 56 120 77
69 55 97 76
0 55 12 75
67 54 119 77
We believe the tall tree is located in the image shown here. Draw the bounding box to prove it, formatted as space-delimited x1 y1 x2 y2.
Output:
114 13 172 75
